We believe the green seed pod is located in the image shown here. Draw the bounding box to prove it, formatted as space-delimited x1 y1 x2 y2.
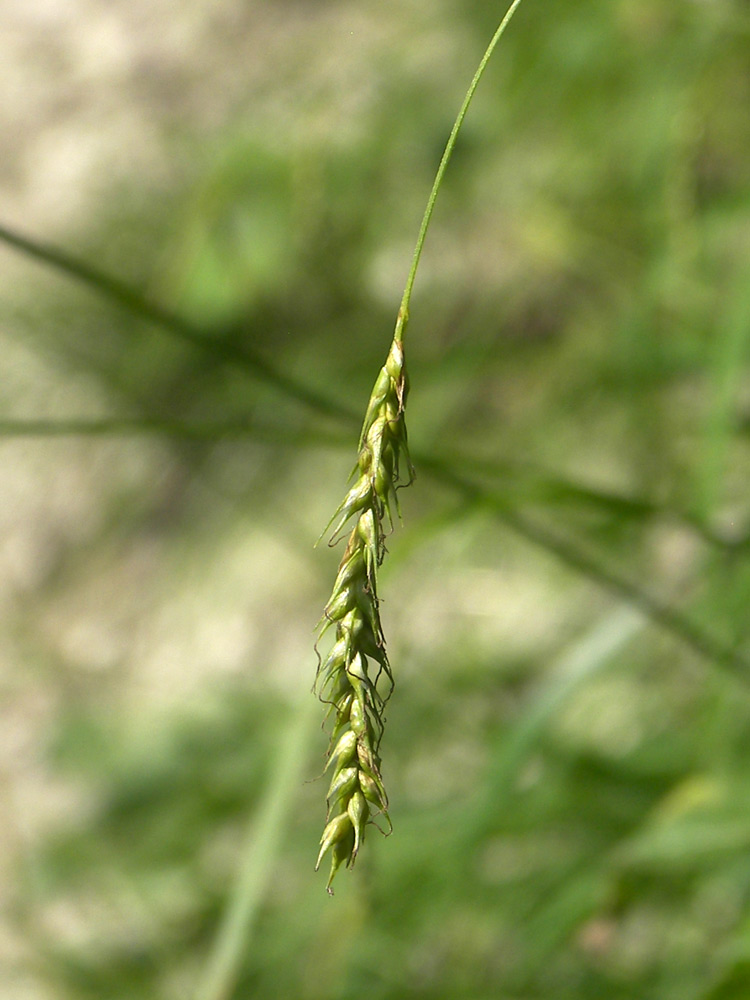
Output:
347 652 367 681
358 769 389 813
349 695 368 737
326 826 356 893
353 581 380 636
345 656 378 710
366 412 387 445
380 438 396 469
347 791 369 857
358 366 392 446
315 329 412 891
331 546 365 595
341 476 372 514
327 765 359 804
357 510 379 575
319 637 347 676
374 464 392 502
385 339 404 382
326 693 354 743
327 729 357 771
365 414 388 471
315 812 353 872
324 585 355 623
356 623 385 663
356 741 378 775
324 478 373 540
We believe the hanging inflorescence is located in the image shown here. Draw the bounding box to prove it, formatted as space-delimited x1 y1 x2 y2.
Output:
314 324 412 893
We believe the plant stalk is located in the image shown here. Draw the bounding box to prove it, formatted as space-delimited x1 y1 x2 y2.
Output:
396 0 527 344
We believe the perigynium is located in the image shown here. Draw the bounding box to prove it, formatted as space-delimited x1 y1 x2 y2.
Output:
314 0 527 892
314 318 411 893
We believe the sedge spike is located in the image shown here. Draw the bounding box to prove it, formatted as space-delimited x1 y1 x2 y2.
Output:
314 328 410 893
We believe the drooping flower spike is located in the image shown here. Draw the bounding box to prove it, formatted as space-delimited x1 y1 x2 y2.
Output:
315 327 411 892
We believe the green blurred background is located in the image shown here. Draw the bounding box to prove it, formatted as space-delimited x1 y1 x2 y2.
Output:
2 0 750 997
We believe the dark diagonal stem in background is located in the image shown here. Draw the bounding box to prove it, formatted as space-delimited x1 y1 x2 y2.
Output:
0 222 355 425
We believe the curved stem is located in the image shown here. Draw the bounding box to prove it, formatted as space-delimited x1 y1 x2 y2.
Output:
395 0 528 343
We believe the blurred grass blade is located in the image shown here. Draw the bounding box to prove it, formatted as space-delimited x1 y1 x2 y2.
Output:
421 456 750 687
195 695 318 1000
485 606 645 800
697 266 750 518
0 417 350 447
0 222 356 423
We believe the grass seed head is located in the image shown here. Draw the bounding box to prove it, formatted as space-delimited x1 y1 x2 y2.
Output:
314 331 411 892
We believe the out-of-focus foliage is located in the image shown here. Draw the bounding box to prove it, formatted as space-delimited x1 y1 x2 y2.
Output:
3 1 750 999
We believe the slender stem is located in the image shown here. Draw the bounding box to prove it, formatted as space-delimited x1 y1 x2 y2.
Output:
395 0 527 343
